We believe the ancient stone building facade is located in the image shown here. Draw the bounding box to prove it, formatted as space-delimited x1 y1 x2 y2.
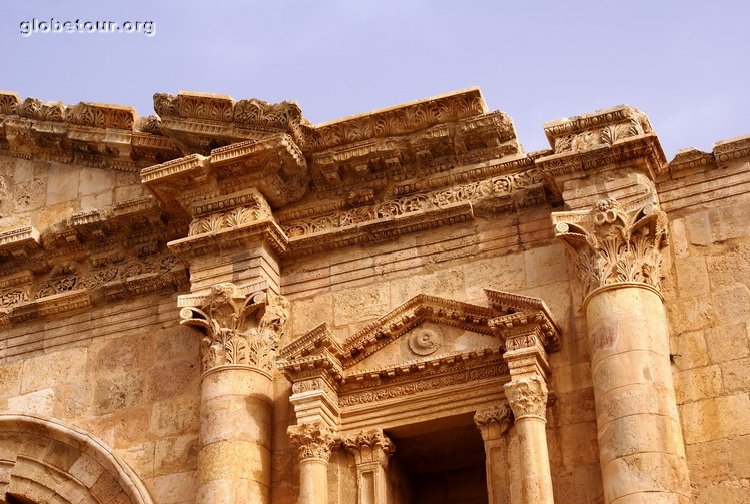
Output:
0 87 748 504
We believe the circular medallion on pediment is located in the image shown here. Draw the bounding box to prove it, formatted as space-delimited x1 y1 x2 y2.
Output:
408 328 442 356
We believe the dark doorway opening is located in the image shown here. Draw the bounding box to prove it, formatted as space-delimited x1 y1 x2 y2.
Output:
386 413 489 504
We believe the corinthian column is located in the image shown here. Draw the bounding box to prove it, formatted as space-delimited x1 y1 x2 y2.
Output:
180 283 289 504
553 198 692 503
287 422 339 504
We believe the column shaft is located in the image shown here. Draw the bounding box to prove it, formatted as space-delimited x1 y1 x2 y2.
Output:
586 286 691 503
513 417 553 504
504 376 554 504
197 367 273 504
298 459 329 504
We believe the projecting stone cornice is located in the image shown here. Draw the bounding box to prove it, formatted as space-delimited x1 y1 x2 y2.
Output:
0 91 180 169
537 105 669 202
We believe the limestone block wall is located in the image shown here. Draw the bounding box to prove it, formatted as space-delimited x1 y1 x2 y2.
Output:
660 154 750 503
0 155 148 232
0 293 201 504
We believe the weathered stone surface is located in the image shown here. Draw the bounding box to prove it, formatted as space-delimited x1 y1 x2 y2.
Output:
0 89 748 504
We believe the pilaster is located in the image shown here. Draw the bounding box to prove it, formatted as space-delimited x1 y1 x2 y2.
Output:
474 403 513 504
343 430 396 504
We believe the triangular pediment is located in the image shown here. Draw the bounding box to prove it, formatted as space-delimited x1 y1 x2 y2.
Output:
278 290 560 389
345 319 500 375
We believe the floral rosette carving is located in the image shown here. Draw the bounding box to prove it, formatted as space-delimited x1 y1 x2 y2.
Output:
180 283 289 374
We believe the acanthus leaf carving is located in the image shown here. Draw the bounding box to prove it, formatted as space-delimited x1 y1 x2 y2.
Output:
552 198 668 299
341 429 396 456
474 402 514 441
179 283 289 374
504 375 548 421
287 422 339 462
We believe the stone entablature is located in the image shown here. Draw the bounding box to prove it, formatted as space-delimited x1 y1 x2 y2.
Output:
1 89 747 331
0 91 179 169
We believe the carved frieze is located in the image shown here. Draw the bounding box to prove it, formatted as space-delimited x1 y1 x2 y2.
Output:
281 167 542 238
287 422 339 462
552 198 668 299
179 283 289 375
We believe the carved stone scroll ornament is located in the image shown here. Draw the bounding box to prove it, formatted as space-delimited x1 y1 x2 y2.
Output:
503 376 548 421
179 283 289 374
553 198 668 299
287 422 339 462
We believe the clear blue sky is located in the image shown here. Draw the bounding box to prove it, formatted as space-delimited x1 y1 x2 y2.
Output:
2 0 748 158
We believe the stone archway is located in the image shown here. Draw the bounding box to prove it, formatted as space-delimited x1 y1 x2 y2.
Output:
0 414 154 504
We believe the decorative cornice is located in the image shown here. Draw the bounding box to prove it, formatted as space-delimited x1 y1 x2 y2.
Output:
141 134 309 222
287 422 339 462
5 289 91 325
543 105 652 149
179 282 289 375
154 91 314 153
0 91 180 168
504 375 548 421
0 226 40 257
552 197 668 299
311 88 487 150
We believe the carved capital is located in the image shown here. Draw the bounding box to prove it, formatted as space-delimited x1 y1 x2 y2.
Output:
343 430 395 457
552 198 668 299
474 403 513 442
287 422 339 462
179 283 289 375
504 376 548 421
343 429 395 471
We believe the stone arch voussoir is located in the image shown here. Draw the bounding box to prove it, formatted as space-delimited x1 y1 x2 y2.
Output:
0 414 153 504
